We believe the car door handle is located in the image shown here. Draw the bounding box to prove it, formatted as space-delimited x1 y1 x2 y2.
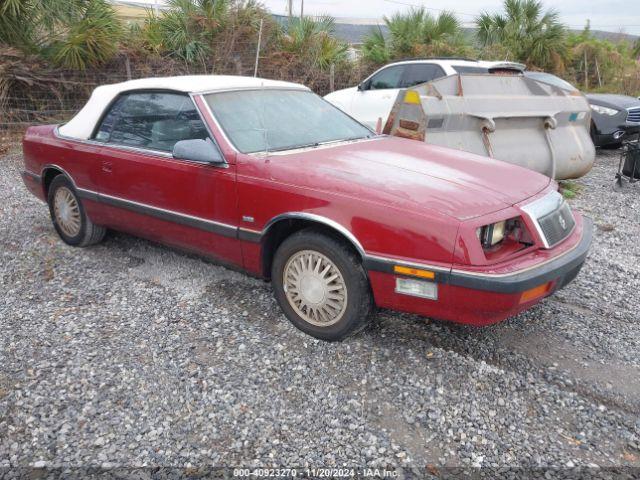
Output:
102 161 112 173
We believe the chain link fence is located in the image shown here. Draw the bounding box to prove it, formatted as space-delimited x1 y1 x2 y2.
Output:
0 44 368 134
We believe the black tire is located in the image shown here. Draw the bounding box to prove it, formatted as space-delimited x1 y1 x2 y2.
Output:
47 175 106 247
271 228 374 341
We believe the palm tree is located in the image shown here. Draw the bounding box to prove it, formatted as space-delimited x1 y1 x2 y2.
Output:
279 15 348 70
142 0 268 68
476 0 567 71
362 28 389 64
144 0 227 65
0 0 122 69
633 38 640 59
362 8 466 65
0 0 74 50
48 0 123 70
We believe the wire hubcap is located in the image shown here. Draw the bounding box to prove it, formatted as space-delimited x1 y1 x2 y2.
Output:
283 250 348 326
53 187 81 237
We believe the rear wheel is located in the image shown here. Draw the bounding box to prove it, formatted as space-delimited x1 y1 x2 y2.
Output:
271 229 374 341
47 175 106 247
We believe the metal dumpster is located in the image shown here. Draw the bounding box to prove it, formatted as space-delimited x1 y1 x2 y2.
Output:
382 74 595 180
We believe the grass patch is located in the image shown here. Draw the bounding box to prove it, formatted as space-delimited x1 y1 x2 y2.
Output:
559 180 582 199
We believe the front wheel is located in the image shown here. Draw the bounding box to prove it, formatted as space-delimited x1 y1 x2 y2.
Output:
47 175 106 247
271 229 374 341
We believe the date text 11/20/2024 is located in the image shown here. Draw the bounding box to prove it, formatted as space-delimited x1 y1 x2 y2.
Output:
233 468 399 477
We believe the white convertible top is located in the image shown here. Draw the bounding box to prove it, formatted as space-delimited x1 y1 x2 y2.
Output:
58 75 309 140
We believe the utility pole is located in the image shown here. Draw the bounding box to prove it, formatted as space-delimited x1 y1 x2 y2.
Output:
300 0 303 19
287 0 293 21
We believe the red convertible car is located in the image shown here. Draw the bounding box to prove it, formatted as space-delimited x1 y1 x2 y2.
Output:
21 75 592 341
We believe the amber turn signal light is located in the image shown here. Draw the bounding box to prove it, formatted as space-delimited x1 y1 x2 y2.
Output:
519 282 551 303
393 265 435 279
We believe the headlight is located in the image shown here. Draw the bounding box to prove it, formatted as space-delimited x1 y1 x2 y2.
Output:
590 104 619 116
476 217 534 256
477 220 506 248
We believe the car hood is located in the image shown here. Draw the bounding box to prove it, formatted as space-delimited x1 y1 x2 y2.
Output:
266 136 551 221
323 86 357 104
324 86 357 97
586 93 640 109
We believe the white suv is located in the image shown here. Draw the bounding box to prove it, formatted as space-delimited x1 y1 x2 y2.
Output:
325 58 524 129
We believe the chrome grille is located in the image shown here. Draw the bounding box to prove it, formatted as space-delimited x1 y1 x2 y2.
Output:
537 202 575 247
628 107 640 124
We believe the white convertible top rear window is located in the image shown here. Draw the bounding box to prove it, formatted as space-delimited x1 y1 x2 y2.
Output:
58 75 308 140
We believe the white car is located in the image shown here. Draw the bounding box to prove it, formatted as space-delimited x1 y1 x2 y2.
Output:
324 58 524 129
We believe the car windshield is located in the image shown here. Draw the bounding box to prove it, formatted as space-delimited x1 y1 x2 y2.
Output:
204 89 373 153
525 72 577 92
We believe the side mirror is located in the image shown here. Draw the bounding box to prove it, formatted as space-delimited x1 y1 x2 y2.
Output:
173 138 225 165
357 82 366 91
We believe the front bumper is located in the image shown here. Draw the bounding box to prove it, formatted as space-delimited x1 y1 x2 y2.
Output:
367 217 593 326
594 126 640 146
592 113 640 146
446 217 592 294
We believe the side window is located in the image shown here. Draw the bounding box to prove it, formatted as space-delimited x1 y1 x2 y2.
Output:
368 66 405 90
94 92 209 152
401 64 446 88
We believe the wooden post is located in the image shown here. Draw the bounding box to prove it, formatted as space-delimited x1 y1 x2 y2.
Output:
595 57 602 87
584 50 588 90
329 63 335 92
254 19 263 77
125 55 132 80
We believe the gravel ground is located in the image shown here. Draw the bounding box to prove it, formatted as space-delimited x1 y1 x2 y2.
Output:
1 146 639 474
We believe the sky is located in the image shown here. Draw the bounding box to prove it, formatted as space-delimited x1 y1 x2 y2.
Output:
261 0 640 36
128 0 640 36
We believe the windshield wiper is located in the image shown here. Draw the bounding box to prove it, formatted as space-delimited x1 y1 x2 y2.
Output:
268 142 321 152
268 135 372 153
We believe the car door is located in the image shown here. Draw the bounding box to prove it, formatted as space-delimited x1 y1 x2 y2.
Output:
350 64 407 129
91 90 242 266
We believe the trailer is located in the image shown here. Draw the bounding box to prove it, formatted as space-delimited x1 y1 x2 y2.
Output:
382 74 595 180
